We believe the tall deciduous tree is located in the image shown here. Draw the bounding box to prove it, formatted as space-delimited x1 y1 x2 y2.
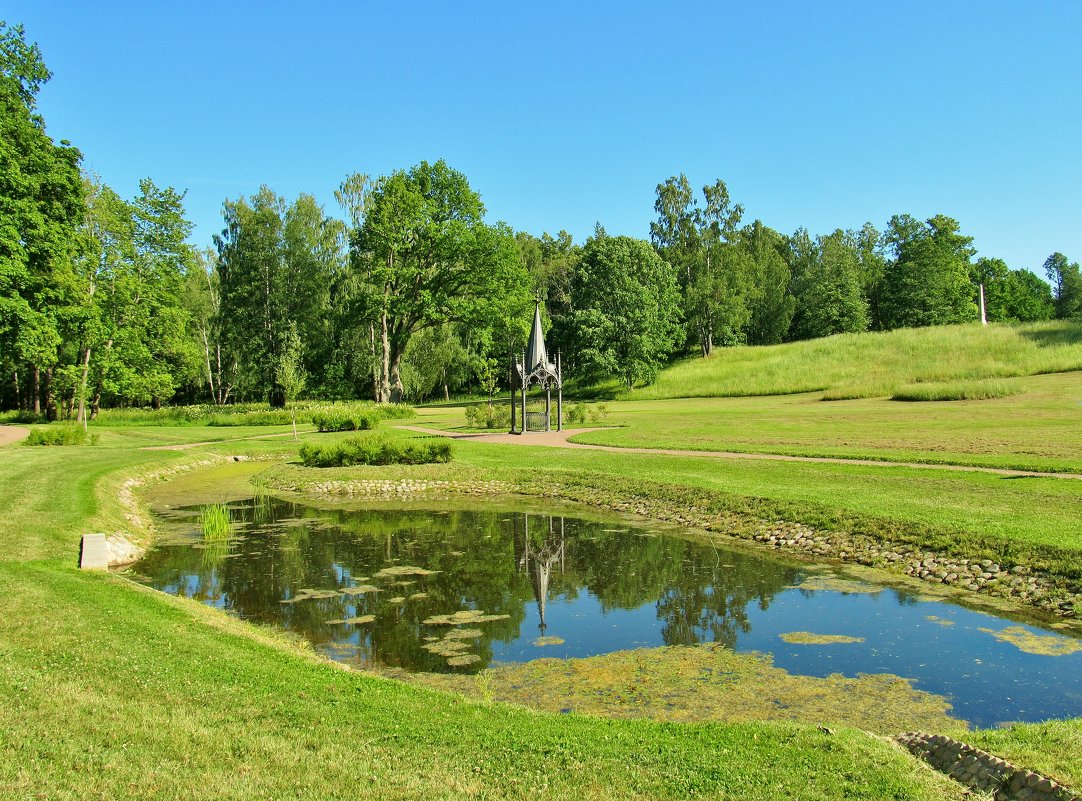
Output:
352 160 528 403
215 188 343 405
572 235 682 388
0 21 84 415
789 229 869 340
1044 252 1082 320
880 214 977 329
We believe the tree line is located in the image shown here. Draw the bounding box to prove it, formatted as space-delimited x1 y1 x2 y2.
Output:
3 22 1080 415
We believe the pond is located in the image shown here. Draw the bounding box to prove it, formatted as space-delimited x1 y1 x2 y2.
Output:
135 495 1082 729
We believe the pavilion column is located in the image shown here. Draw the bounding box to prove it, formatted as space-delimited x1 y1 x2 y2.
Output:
545 385 551 432
510 375 517 434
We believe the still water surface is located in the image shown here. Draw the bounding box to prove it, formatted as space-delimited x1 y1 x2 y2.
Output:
137 496 1082 728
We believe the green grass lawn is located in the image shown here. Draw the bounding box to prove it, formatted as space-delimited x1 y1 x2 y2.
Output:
2 407 1081 798
569 371 1082 473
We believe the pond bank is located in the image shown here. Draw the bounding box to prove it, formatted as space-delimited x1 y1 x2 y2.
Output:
259 463 1082 628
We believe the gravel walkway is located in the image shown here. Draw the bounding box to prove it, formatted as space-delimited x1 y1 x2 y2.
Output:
396 425 1082 481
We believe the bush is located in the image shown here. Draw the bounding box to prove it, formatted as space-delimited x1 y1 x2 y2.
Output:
299 434 452 467
0 410 45 424
95 401 417 428
464 403 510 430
566 402 608 425
23 426 98 446
311 408 381 432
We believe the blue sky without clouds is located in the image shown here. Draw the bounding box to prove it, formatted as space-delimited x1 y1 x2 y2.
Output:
8 1 1081 274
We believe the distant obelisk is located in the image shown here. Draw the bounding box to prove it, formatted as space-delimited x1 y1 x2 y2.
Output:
979 283 987 325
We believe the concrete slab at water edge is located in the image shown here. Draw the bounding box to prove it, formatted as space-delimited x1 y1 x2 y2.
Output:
79 534 110 570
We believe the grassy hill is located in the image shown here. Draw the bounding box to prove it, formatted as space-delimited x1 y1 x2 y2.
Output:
629 320 1082 400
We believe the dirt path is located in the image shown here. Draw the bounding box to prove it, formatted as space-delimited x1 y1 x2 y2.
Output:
396 425 1082 481
0 426 30 446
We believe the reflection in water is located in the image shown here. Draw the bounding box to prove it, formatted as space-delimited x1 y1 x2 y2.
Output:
137 496 1082 727
515 514 565 635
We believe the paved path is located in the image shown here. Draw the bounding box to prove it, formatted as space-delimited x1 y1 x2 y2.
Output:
397 425 1082 481
0 426 30 446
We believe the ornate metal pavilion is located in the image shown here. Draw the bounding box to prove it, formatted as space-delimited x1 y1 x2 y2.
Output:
510 302 562 434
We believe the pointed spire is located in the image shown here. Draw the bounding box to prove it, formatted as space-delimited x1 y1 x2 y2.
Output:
525 301 548 373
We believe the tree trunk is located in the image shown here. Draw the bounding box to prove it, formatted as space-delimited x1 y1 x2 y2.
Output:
12 371 20 410
44 367 56 421
200 325 215 402
32 367 40 415
444 383 449 402
379 310 392 403
388 347 404 405
77 345 92 429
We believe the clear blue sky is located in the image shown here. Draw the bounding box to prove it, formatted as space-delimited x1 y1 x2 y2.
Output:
8 1 1081 273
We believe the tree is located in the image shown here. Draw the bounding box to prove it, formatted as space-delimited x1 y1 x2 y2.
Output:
352 160 529 403
1004 269 1054 322
0 21 84 415
789 229 868 340
215 188 343 405
880 214 977 329
650 175 745 355
741 221 795 345
571 235 682 388
276 323 306 439
1044 252 1082 319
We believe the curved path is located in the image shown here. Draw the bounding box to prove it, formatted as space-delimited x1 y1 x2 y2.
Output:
397 425 1082 482
0 426 30 446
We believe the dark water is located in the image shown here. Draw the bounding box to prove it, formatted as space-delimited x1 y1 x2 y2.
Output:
137 496 1082 727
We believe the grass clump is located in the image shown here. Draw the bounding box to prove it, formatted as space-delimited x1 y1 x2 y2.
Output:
23 426 98 446
198 503 232 540
890 378 1022 402
298 434 452 467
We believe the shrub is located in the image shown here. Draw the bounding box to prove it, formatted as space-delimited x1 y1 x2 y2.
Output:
464 403 509 430
22 426 98 446
311 410 358 432
299 434 452 467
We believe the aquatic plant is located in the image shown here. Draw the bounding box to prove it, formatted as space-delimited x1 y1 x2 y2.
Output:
199 503 232 541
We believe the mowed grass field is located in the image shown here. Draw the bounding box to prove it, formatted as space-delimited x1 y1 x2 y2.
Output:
4 321 1082 799
0 426 976 801
568 371 1082 473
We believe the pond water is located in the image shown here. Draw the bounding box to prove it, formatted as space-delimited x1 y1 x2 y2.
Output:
136 495 1082 728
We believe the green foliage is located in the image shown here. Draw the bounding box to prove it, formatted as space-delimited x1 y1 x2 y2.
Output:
22 425 97 446
573 235 683 388
1044 252 1082 320
890 379 1022 402
94 401 415 428
354 160 531 403
198 503 231 540
880 215 978 329
463 402 509 430
789 229 869 340
299 434 452 467
567 401 611 425
310 409 379 432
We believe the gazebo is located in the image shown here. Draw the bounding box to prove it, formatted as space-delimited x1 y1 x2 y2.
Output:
510 302 563 434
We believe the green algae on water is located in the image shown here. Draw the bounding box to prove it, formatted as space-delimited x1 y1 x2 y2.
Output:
793 575 882 595
978 625 1082 656
423 610 511 626
779 632 864 645
926 615 955 627
533 636 566 647
405 643 963 735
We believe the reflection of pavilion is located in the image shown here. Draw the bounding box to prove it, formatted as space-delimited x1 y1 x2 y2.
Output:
513 514 565 634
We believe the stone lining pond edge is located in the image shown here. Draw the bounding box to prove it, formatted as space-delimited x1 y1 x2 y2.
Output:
260 471 1082 625
895 732 1080 801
